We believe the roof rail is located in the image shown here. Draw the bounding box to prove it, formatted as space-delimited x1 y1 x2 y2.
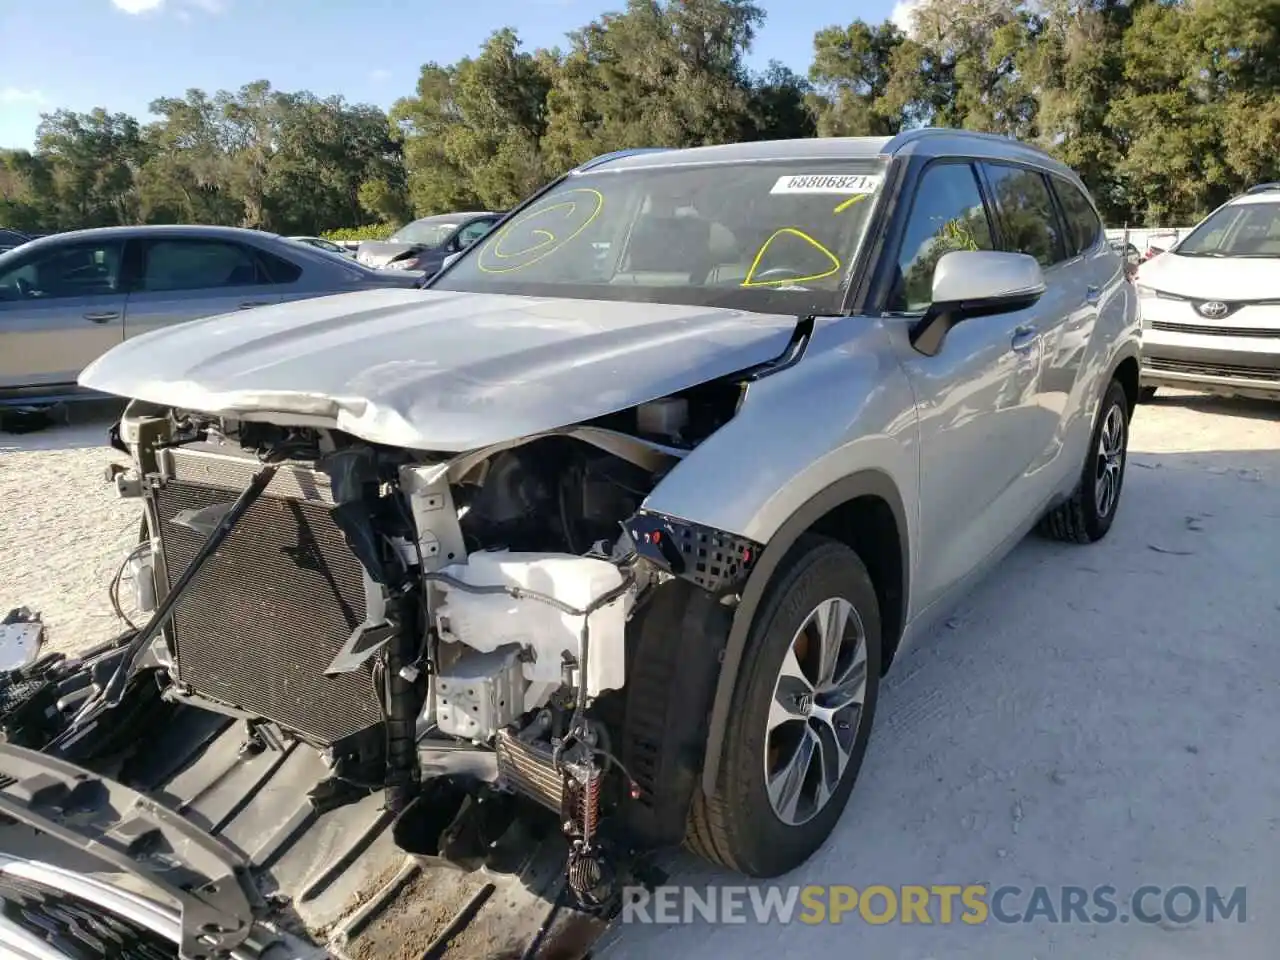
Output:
1244 182 1280 195
882 126 1058 161
573 147 670 172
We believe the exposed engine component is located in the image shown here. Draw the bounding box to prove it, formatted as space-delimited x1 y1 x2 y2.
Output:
433 550 633 697
635 397 689 441
495 721 564 813
435 645 525 740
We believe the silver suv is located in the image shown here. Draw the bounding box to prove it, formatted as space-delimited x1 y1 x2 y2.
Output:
0 130 1139 960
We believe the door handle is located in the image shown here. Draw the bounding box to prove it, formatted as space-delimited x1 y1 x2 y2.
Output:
1011 325 1039 353
83 311 120 323
1085 285 1101 305
238 301 269 310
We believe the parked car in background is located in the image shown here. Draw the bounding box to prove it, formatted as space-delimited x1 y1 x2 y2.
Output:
1136 182 1280 402
288 235 356 259
0 228 32 253
0 224 426 398
355 211 503 273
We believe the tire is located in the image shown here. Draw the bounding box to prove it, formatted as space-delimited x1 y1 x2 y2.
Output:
686 535 881 877
1138 385 1158 403
1038 378 1131 544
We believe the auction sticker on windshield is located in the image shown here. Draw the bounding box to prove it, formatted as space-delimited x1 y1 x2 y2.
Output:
771 174 883 195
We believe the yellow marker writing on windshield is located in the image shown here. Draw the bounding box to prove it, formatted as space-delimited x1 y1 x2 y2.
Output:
833 194 869 215
741 228 841 287
478 188 605 274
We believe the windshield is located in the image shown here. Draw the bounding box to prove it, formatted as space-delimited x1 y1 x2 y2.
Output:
390 218 463 247
1176 199 1280 258
432 159 886 314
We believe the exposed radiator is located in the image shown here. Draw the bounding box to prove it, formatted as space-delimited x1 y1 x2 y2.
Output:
152 446 383 745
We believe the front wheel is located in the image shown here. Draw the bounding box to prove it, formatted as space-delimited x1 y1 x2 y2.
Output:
686 536 881 877
1039 377 1131 543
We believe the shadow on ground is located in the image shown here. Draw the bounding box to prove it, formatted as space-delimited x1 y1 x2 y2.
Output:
0 400 126 454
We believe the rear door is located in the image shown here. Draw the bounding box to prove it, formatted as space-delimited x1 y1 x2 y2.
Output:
123 237 284 340
0 238 126 389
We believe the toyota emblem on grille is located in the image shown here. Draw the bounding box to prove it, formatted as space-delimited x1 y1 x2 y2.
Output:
1198 300 1229 319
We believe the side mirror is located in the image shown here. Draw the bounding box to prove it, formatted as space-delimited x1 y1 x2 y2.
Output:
441 252 462 271
909 250 1046 357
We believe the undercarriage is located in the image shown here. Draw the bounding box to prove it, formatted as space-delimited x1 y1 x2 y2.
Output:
0 388 761 959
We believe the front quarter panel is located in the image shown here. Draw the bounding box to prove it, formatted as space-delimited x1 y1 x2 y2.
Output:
643 314 919 552
642 313 919 796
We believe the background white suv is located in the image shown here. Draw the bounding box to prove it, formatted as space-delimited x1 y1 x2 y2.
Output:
1137 183 1280 402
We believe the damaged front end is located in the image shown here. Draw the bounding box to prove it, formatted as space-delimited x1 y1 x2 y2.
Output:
8 358 785 956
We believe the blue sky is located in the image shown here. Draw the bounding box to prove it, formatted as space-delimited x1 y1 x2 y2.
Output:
0 0 905 149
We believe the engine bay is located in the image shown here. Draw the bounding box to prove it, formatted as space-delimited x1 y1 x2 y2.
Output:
40 383 758 919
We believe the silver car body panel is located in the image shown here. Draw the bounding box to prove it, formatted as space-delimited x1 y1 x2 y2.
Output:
0 225 421 393
79 288 800 450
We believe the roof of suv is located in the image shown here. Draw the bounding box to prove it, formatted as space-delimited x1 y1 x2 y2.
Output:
581 128 1075 179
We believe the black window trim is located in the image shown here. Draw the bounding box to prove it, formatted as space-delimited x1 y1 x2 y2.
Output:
978 159 1072 268
879 156 1001 316
1047 173 1104 259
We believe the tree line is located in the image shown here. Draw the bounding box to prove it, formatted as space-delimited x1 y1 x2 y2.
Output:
2 0 1277 238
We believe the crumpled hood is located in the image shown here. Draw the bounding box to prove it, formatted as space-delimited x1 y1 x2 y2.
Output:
356 240 421 268
79 288 798 450
1137 252 1280 301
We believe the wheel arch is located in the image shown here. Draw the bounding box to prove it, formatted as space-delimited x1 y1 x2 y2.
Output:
700 469 910 796
1112 352 1140 414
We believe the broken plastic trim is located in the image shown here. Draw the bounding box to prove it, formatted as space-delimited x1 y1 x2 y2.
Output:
626 511 761 595
0 743 272 960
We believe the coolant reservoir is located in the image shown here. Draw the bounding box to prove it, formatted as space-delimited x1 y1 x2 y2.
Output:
434 551 631 695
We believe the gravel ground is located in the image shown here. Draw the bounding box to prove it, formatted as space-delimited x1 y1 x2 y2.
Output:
1 390 1277 959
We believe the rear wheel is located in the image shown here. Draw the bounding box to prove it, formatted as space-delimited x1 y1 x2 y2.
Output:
686 536 881 877
1039 377 1131 543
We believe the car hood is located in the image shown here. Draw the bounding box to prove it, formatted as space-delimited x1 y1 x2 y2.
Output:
78 288 799 450
355 240 423 268
1137 252 1280 300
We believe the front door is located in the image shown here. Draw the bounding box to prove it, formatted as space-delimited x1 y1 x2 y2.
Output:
0 239 126 390
890 160 1050 614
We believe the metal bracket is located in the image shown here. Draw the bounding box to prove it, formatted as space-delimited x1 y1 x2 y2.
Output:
0 743 272 960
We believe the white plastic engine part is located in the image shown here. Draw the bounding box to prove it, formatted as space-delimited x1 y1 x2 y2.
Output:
435 646 524 740
434 551 632 696
636 396 689 439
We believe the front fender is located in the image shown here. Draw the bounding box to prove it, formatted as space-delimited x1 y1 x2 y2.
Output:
640 315 920 796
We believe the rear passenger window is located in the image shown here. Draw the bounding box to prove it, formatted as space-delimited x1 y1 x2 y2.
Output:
141 240 264 292
1054 177 1103 256
890 162 995 312
983 164 1065 267
257 249 302 284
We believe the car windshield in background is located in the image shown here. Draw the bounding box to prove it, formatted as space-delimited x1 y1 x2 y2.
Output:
1176 201 1280 258
432 160 887 314
390 219 463 247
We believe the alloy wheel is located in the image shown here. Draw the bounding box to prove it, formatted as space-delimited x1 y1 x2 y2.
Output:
1094 401 1126 518
764 597 869 826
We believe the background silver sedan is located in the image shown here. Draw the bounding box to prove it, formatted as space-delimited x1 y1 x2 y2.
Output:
0 225 424 397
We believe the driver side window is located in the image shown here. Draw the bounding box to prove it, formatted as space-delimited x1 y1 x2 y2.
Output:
890 163 995 312
0 242 124 302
